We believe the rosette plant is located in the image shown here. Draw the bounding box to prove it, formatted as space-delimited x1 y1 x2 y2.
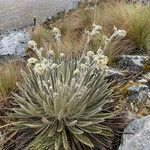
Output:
6 43 116 150
1 25 125 149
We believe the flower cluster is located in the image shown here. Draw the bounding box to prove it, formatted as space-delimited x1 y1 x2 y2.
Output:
102 26 126 50
28 40 37 49
33 63 47 75
85 23 102 45
53 27 61 45
27 57 38 67
27 25 126 76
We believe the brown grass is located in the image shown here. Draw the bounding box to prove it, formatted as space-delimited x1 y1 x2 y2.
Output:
96 3 150 52
0 59 25 101
30 1 150 63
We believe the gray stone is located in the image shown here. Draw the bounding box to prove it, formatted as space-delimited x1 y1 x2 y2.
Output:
137 79 148 84
116 55 149 72
118 115 150 150
127 83 149 103
105 67 124 81
0 30 29 57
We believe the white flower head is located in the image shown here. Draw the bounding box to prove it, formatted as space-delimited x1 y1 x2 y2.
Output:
90 24 102 36
53 27 61 44
53 27 61 35
116 29 126 38
51 63 58 69
48 50 55 56
60 53 65 58
53 93 59 100
34 63 46 75
28 41 37 49
97 48 103 55
87 51 94 58
84 56 91 65
27 57 38 67
73 69 80 76
113 26 117 32
80 63 88 70
93 23 102 31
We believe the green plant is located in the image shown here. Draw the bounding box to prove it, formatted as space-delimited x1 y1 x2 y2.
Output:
2 39 118 150
2 23 126 149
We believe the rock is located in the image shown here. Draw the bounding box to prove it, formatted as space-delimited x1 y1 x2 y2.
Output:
116 55 149 72
127 82 149 103
105 67 124 81
125 109 138 122
137 79 148 84
0 30 29 57
118 115 150 150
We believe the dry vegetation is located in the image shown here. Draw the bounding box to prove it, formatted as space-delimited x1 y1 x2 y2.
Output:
0 59 25 101
30 1 150 62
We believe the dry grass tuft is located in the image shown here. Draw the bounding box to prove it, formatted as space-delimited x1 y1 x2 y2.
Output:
0 59 25 101
97 3 150 53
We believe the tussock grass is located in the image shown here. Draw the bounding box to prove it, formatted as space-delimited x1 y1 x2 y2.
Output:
97 3 150 53
0 59 25 101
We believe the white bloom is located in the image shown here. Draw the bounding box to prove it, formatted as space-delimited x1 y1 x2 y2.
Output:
93 23 102 31
53 93 59 99
113 26 117 32
87 51 94 58
97 48 103 55
74 83 79 90
48 50 55 56
49 86 53 90
80 86 87 94
84 56 91 65
94 54 109 70
28 41 37 49
60 53 65 58
51 63 58 69
80 63 88 70
34 63 46 75
27 57 38 67
53 27 61 35
53 27 61 44
116 30 126 37
90 24 102 36
73 69 80 76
